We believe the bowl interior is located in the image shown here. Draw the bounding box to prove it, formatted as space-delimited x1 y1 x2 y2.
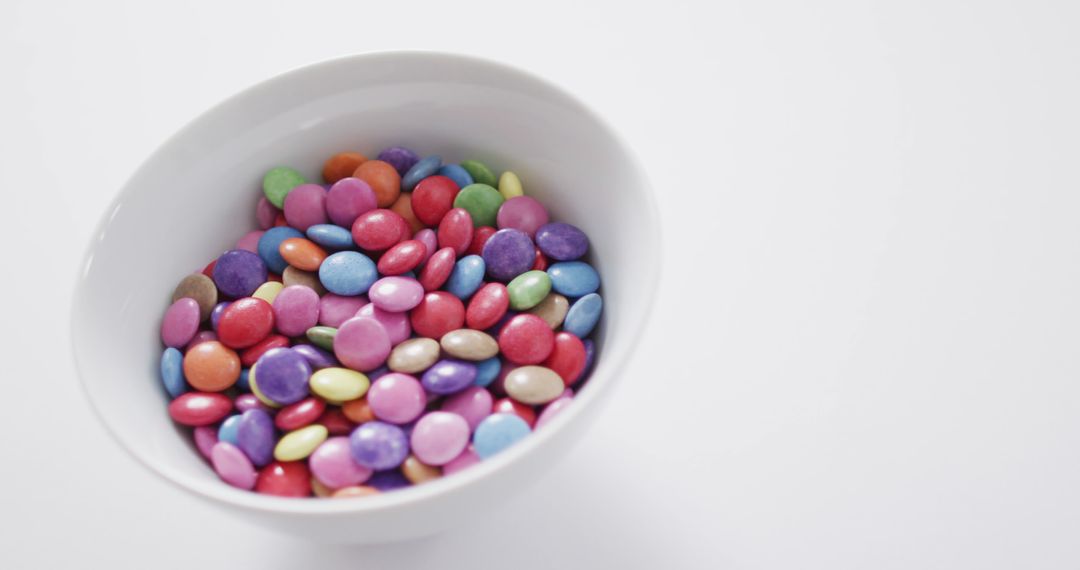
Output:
72 52 659 514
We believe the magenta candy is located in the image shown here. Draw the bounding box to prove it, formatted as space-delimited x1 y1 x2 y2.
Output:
440 386 493 431
319 294 368 327
496 196 549 238
333 317 391 372
442 446 481 476
283 183 328 231
194 426 218 460
368 276 424 312
211 441 258 489
366 372 426 424
236 230 265 253
235 393 271 413
256 196 279 230
535 395 573 429
326 177 377 228
414 228 438 264
272 285 321 337
355 303 411 345
161 298 201 348
309 436 373 489
410 412 470 466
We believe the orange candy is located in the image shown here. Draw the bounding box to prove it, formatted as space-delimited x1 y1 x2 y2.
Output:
332 485 380 498
183 341 241 391
391 193 425 234
322 152 367 184
279 238 327 272
342 397 376 424
354 160 401 208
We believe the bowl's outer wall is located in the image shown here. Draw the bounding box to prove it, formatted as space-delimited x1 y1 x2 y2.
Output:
72 52 659 543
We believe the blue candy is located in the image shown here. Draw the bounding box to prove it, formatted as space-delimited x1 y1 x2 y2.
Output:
159 347 188 398
237 368 251 392
438 164 474 189
217 414 242 445
473 413 531 459
563 293 602 338
547 261 600 297
474 356 501 387
318 251 377 295
257 226 304 274
444 255 486 299
306 223 354 249
401 155 441 192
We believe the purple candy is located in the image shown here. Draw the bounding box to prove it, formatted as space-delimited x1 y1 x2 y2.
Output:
535 222 589 261
349 421 409 470
236 409 275 466
253 347 311 405
481 228 535 282
366 469 410 491
421 359 478 395
212 249 268 298
377 146 420 177
292 343 338 369
367 366 391 382
210 302 229 332
234 393 267 412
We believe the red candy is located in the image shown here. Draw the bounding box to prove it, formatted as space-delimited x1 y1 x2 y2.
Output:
240 334 290 367
418 247 456 291
492 397 536 427
274 397 327 431
467 226 497 256
542 332 587 385
498 314 555 364
466 283 509 330
217 297 275 349
351 209 409 251
377 239 427 275
410 291 466 339
255 461 312 497
318 407 356 436
531 248 549 271
167 392 233 426
437 208 474 255
411 175 460 226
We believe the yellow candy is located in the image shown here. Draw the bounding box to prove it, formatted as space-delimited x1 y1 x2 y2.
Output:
498 171 523 199
310 367 370 403
252 281 284 303
248 364 282 409
275 425 328 461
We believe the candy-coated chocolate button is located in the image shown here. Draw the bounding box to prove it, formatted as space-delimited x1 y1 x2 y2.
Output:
283 184 328 232
212 441 258 489
351 209 408 251
217 297 275 349
387 338 441 373
401 155 441 192
240 334 293 368
172 273 218 321
506 270 552 310
498 171 524 199
310 367 370 403
437 208 474 255
325 178 377 228
274 397 326 431
498 314 555 364
504 365 564 404
353 160 402 208
453 183 504 227
377 240 427 275
410 291 466 339
161 298 200 348
318 251 377 296
334 317 391 372
279 238 328 272
440 329 499 361
183 341 241 391
527 293 569 328
256 461 313 497
547 261 600 297
274 425 329 461
563 293 603 338
168 392 233 426
459 160 497 187
310 437 372 489
322 152 367 184
418 247 456 292
410 412 469 466
472 413 531 459
411 175 460 226
465 283 509 330
482 229 534 282
262 166 305 209
401 455 441 484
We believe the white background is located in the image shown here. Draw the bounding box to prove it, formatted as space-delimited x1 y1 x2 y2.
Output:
3 0 1079 568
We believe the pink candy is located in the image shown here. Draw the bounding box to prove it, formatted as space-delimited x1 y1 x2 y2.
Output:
410 412 470 466
368 276 424 312
272 285 320 336
161 297 200 348
355 303 411 345
441 386 494 431
325 178 377 227
319 294 368 327
442 446 481 476
366 372 426 424
496 196 549 238
283 183 328 231
535 395 573 429
309 436 373 489
235 230 265 253
333 316 391 372
210 441 257 489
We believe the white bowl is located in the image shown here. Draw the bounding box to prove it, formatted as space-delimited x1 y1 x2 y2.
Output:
71 51 660 543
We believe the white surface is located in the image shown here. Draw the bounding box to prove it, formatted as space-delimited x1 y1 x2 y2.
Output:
71 52 659 542
3 0 1079 567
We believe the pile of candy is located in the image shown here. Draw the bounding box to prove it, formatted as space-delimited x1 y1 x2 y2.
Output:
158 147 603 498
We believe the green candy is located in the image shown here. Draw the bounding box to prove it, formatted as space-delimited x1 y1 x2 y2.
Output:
306 326 337 351
507 270 552 310
263 166 305 208
453 183 505 227
460 160 497 187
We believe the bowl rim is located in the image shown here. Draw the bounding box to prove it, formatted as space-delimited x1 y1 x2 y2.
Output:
70 49 663 515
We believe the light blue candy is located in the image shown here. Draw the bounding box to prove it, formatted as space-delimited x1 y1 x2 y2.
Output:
401 155 441 191
159 347 187 398
217 414 242 445
319 251 377 295
438 164 474 189
306 224 354 249
237 368 251 392
563 293 602 338
445 255 486 299
474 357 501 387
473 413 532 459
257 226 304 274
547 261 600 297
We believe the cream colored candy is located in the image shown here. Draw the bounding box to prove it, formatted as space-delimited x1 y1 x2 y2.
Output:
252 281 284 304
440 329 499 361
504 365 564 405
387 338 441 373
310 367 370 403
527 293 569 329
